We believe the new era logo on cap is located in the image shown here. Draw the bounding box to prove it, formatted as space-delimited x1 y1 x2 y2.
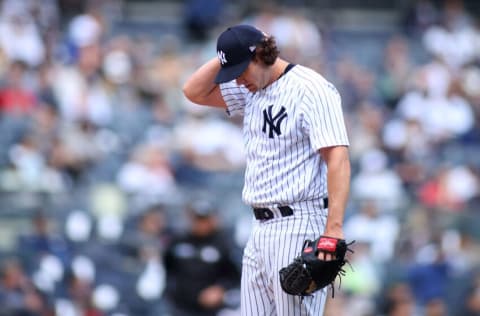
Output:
214 25 265 83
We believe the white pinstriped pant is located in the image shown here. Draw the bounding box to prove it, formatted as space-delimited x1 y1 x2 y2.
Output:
241 202 329 316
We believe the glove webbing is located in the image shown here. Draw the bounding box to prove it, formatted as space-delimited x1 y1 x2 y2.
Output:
327 240 355 298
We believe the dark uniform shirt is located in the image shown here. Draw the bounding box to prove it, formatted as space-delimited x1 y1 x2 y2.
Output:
164 229 240 315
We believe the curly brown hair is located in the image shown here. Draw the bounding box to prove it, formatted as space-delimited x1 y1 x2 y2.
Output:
253 35 279 65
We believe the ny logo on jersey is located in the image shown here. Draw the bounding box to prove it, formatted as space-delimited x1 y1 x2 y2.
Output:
217 50 227 65
262 105 287 138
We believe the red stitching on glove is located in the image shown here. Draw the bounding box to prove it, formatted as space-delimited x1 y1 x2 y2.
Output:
304 247 313 253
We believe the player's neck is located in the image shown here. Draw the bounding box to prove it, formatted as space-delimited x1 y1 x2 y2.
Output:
265 59 289 88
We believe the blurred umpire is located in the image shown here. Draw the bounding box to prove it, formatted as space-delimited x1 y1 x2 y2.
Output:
164 199 241 316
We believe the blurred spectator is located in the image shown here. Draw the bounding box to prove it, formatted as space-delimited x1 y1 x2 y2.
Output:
442 0 473 31
164 200 240 316
376 281 419 316
460 65 480 116
48 120 104 185
121 204 170 316
407 242 452 308
344 200 400 263
402 0 439 36
443 231 480 274
34 63 59 113
418 165 479 212
102 44 132 88
6 132 65 192
424 298 447 316
0 1 45 67
0 259 50 316
333 56 379 111
56 272 103 316
422 0 476 70
116 142 176 198
392 64 475 146
247 6 322 63
146 35 187 115
147 92 176 129
348 101 385 160
121 204 170 262
352 148 406 211
68 13 102 52
28 0 60 35
134 253 168 316
459 271 480 316
398 205 437 260
101 35 158 149
272 10 322 62
0 60 36 116
382 117 430 164
172 107 244 186
27 103 59 156
52 13 111 126
377 36 413 109
17 210 71 273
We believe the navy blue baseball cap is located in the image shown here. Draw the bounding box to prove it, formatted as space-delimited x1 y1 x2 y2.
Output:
215 25 265 83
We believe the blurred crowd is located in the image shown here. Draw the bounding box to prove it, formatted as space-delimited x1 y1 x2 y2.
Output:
0 0 479 315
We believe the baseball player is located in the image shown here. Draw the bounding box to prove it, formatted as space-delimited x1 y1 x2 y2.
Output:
183 25 351 316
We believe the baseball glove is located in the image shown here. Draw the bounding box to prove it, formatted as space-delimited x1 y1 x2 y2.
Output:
279 236 354 297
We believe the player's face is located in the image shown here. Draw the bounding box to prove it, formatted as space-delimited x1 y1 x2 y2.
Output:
236 61 269 92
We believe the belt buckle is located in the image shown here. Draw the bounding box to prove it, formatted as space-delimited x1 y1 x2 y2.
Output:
254 205 293 220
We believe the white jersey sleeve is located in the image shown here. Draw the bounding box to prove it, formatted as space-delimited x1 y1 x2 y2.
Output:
219 81 249 117
301 78 349 149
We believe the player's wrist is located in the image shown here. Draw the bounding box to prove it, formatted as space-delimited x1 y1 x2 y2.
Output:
325 223 343 238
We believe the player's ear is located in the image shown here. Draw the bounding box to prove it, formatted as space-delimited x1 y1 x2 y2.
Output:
250 55 267 69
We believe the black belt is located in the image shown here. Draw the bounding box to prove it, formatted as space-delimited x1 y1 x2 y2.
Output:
253 198 328 221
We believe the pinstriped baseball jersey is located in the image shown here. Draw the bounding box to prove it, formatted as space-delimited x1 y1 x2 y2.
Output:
220 65 349 207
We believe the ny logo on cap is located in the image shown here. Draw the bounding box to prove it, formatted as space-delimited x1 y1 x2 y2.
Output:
217 50 227 65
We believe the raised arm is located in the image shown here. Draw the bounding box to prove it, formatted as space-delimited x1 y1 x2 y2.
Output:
182 57 227 108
